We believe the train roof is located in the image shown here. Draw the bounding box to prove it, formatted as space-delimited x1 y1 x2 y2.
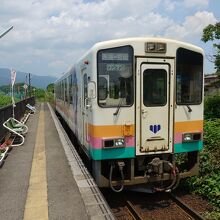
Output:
55 37 204 83
90 37 203 53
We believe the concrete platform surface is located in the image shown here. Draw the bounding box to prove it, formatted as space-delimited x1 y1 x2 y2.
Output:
0 103 114 220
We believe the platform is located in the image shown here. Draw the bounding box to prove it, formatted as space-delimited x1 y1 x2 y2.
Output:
0 103 114 220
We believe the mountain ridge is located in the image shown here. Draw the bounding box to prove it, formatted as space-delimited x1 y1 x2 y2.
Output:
0 68 57 89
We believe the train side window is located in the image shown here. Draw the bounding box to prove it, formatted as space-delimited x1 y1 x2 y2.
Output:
83 74 88 106
98 76 108 100
61 81 64 100
65 79 68 102
59 82 61 99
69 75 73 104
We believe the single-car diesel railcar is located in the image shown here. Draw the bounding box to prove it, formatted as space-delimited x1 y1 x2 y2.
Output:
55 38 204 192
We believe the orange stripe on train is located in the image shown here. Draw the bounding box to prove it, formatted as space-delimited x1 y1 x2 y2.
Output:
88 124 135 138
174 120 203 133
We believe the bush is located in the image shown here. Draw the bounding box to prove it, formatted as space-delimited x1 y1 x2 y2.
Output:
0 94 19 108
35 88 45 102
204 95 220 119
45 91 55 107
185 119 220 209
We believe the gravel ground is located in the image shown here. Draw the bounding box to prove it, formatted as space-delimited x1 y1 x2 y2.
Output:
102 188 214 220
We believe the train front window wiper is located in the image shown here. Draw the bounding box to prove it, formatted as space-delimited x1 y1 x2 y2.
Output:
113 97 124 116
186 105 192 112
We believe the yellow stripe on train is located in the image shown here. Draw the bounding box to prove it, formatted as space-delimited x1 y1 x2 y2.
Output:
88 124 135 138
174 120 203 133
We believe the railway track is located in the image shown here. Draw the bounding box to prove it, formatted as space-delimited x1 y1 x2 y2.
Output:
126 200 144 220
123 195 206 220
103 190 208 220
170 193 206 220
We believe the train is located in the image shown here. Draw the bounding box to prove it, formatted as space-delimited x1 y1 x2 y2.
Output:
54 37 204 192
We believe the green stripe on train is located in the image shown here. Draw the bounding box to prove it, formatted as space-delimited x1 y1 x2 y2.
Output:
90 147 135 160
174 141 203 153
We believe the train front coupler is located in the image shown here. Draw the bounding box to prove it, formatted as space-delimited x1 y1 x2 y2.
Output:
145 157 180 192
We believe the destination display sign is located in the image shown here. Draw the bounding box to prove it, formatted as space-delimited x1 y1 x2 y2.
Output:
106 63 126 71
102 53 129 61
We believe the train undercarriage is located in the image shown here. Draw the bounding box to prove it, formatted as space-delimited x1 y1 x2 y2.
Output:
93 151 199 192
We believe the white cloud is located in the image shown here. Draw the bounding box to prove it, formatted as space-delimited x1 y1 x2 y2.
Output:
165 11 217 40
0 0 218 75
183 11 217 35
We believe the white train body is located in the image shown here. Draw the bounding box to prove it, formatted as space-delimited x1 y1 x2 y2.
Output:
55 38 204 190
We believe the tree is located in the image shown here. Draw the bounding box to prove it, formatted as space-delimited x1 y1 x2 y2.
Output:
46 83 54 93
202 22 220 73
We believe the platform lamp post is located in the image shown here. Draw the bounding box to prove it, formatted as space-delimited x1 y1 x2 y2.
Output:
0 26 13 39
1 26 15 117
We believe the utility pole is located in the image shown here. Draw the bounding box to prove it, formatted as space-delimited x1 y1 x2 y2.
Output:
24 74 28 99
29 73 31 97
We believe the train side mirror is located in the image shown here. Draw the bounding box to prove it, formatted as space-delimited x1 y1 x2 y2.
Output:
88 81 96 99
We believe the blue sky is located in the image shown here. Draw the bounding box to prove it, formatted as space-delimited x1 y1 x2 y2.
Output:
0 0 219 77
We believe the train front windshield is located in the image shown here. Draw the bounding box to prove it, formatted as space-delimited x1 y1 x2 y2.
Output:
97 46 134 107
176 48 203 105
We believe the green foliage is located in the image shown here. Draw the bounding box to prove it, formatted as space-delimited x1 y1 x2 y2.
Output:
202 23 220 42
202 22 220 73
203 119 220 152
32 83 55 103
0 82 53 104
0 94 12 107
46 83 54 93
34 85 54 103
45 83 55 107
45 91 54 105
0 94 19 108
0 83 37 100
204 210 220 220
185 119 220 210
204 95 220 119
181 94 220 213
0 83 28 94
35 88 45 102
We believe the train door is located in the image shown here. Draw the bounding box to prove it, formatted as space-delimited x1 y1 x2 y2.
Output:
82 73 89 150
136 58 174 155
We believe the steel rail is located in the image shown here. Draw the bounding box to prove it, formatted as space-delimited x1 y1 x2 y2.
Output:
170 193 206 220
126 200 144 220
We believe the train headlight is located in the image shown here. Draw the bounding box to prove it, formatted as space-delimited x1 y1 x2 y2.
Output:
103 138 125 148
182 133 202 142
157 43 166 52
183 133 193 142
115 138 125 147
146 42 156 51
145 42 166 53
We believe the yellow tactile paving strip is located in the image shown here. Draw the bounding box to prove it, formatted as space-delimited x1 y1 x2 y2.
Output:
24 104 48 220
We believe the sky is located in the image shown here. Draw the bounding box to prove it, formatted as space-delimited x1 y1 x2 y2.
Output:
0 0 219 77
